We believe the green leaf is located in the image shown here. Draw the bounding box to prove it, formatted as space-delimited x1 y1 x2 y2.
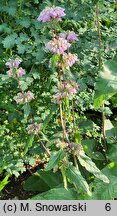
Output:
104 119 114 131
74 129 81 144
12 170 20 178
78 152 109 183
0 174 10 191
110 93 117 108
42 104 57 132
0 24 12 34
17 18 31 28
23 170 62 192
23 134 34 155
0 74 10 85
28 134 34 148
107 145 117 162
82 139 97 155
31 188 79 200
45 150 65 171
51 54 59 73
78 118 94 131
2 33 17 49
26 77 34 85
18 81 28 91
39 131 51 144
17 45 26 54
90 151 105 161
91 163 117 199
23 174 50 192
29 158 35 165
23 103 30 119
5 6 17 16
93 95 104 109
66 166 92 196
94 58 117 108
91 0 99 6
106 127 117 144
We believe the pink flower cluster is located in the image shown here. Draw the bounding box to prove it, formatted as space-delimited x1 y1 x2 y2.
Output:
45 37 71 55
59 31 78 43
26 123 41 135
38 6 78 68
37 6 65 23
15 91 34 104
63 52 78 68
54 81 79 104
6 58 21 69
6 58 25 78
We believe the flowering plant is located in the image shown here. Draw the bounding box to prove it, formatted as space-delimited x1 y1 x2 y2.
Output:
35 5 109 194
37 6 65 23
1 0 115 200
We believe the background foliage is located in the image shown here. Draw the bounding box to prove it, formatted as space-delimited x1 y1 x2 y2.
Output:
0 0 117 199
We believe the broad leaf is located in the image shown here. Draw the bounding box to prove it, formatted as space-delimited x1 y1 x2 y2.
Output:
82 139 97 155
45 150 65 171
91 163 117 199
66 166 92 196
2 33 17 49
31 187 79 200
23 170 62 192
107 145 117 163
78 152 109 183
106 127 117 144
94 59 117 108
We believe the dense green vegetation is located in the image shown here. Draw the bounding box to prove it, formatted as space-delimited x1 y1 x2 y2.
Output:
0 0 117 200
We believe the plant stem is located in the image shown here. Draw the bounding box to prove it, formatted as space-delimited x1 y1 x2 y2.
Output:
102 102 107 151
60 103 70 143
73 182 79 193
72 99 75 130
96 2 107 151
60 103 65 141
41 142 51 157
61 165 68 190
73 155 78 169
96 2 102 68
17 0 24 18
116 0 117 18
61 63 65 80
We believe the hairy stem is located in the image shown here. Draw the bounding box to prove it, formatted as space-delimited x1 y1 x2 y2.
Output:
61 63 65 80
60 103 70 143
60 103 65 141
